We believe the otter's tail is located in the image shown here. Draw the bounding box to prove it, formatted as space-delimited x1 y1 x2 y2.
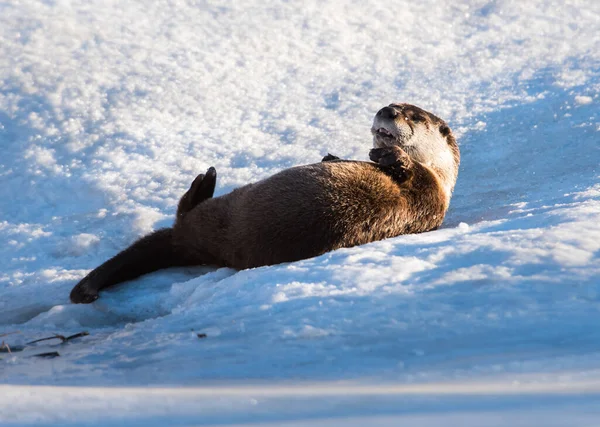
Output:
70 228 191 304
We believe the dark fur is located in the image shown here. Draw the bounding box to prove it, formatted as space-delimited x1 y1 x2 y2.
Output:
176 167 217 220
70 105 458 304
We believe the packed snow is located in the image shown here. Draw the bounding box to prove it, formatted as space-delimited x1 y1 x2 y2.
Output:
1 0 600 425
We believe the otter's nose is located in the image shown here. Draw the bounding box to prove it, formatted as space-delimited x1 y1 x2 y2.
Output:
376 106 398 120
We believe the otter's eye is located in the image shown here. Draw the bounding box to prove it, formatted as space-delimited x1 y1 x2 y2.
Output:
411 114 424 122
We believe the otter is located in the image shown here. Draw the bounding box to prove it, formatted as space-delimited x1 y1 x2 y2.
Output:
70 103 460 304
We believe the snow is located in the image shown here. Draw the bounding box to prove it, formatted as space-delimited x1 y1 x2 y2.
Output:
575 95 594 105
3 381 600 426
1 0 600 425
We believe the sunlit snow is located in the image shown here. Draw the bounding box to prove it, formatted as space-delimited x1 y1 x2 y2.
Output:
1 0 599 425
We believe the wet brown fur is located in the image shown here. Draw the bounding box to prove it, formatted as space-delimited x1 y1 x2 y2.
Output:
173 159 447 270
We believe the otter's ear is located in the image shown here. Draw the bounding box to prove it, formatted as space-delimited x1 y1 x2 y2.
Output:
439 124 451 137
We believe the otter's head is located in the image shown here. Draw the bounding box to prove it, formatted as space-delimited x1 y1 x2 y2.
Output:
371 103 460 199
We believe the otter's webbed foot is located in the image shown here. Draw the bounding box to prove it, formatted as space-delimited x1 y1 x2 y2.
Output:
322 153 340 162
189 166 217 207
177 167 217 219
369 146 413 183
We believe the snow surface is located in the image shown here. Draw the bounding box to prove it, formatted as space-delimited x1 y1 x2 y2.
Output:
1 0 600 425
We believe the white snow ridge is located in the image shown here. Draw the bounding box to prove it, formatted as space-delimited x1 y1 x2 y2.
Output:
1 0 600 425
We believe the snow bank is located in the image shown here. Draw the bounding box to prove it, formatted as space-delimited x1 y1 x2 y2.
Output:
1 0 600 424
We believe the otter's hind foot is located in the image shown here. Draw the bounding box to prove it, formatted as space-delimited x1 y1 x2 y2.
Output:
177 167 217 219
189 166 217 207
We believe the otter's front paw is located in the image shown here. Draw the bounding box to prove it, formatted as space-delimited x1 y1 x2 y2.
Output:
369 146 412 168
322 153 340 162
70 279 99 304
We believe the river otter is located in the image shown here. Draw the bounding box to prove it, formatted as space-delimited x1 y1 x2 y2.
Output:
70 103 460 303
